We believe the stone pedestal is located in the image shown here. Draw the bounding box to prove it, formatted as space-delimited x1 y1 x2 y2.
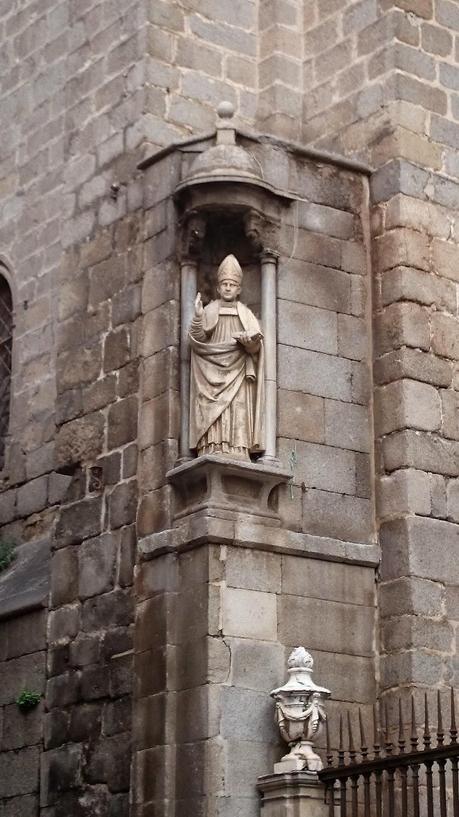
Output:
167 455 290 526
258 772 329 817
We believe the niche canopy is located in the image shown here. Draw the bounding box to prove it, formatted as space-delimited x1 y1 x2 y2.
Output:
175 103 293 470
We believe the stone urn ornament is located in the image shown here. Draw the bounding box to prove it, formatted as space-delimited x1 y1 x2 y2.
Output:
270 647 331 773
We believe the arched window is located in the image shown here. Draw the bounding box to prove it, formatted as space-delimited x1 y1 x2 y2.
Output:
0 269 13 470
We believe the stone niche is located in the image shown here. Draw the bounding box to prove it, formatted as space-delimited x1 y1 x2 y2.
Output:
166 104 293 526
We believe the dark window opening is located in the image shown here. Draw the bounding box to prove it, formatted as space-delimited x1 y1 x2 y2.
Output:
0 272 13 470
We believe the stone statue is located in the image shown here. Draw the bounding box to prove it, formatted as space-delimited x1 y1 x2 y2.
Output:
189 254 264 460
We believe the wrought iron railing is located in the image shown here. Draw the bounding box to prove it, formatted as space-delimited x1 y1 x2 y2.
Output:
319 689 459 816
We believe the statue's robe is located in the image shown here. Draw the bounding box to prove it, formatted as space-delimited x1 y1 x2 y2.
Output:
189 299 264 457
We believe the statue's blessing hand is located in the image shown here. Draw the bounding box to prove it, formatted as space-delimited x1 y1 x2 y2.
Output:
194 292 204 317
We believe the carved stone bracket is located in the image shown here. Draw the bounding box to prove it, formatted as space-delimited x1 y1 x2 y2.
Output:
167 455 290 527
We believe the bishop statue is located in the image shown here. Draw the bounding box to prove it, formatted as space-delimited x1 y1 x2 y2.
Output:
189 255 264 460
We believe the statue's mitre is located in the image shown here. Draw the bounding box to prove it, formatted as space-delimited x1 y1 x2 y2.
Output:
217 254 242 284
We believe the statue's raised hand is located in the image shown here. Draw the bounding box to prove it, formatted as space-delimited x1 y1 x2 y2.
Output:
194 292 204 317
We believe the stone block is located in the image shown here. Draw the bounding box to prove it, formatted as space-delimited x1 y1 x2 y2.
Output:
58 272 88 321
380 652 443 691
324 400 370 453
82 590 134 633
278 260 351 314
225 548 281 593
382 266 455 313
447 479 459 523
0 746 39 798
0 653 46 706
376 379 441 434
380 516 459 584
278 438 356 495
278 300 337 355
88 256 126 308
377 469 431 518
50 547 78 607
112 284 142 327
56 412 105 467
279 594 374 657
142 347 179 400
107 396 138 449
222 587 277 641
337 313 367 361
57 343 102 392
16 475 48 517
281 556 375 607
441 389 459 441
138 392 179 449
142 260 179 312
2 702 42 750
137 486 172 535
379 576 444 618
278 390 324 443
108 479 137 529
383 615 453 653
383 429 459 476
141 301 179 357
374 347 452 388
48 606 80 645
139 440 177 491
374 228 430 273
55 497 103 547
278 345 353 401
104 328 131 372
432 239 459 283
78 533 117 599
221 686 277 743
302 489 374 544
82 375 117 413
375 302 430 356
311 650 376 705
228 638 285 691
0 489 16 524
432 313 459 360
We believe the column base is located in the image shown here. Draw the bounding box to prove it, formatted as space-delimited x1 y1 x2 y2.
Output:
167 454 290 527
257 771 329 817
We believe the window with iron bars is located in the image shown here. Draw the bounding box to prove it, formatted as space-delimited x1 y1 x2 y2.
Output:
0 270 12 471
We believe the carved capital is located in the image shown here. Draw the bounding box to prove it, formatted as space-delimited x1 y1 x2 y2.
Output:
180 210 207 260
243 208 280 257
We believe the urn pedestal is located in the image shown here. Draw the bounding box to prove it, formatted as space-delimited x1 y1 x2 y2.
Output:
258 772 329 817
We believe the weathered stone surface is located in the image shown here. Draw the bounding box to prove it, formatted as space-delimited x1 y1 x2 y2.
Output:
377 469 431 518
380 576 444 618
374 347 452 387
431 313 459 360
107 396 138 449
56 412 105 467
222 587 277 641
324 399 370 452
383 429 459 475
78 533 117 599
303 489 374 543
225 548 281 594
278 594 374 657
376 379 441 434
380 516 459 583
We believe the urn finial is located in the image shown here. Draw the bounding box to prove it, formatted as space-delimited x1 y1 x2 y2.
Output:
270 647 331 774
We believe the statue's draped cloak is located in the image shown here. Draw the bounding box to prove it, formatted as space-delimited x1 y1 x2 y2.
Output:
189 299 264 453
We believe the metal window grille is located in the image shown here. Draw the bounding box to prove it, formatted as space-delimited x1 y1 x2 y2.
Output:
0 274 12 470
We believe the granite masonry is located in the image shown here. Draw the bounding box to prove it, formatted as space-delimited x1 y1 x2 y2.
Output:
0 1 458 816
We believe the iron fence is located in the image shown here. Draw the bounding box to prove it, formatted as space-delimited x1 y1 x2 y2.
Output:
319 689 459 816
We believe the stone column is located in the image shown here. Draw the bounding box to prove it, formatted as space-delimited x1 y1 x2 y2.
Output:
258 772 329 817
260 250 279 465
178 257 198 462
